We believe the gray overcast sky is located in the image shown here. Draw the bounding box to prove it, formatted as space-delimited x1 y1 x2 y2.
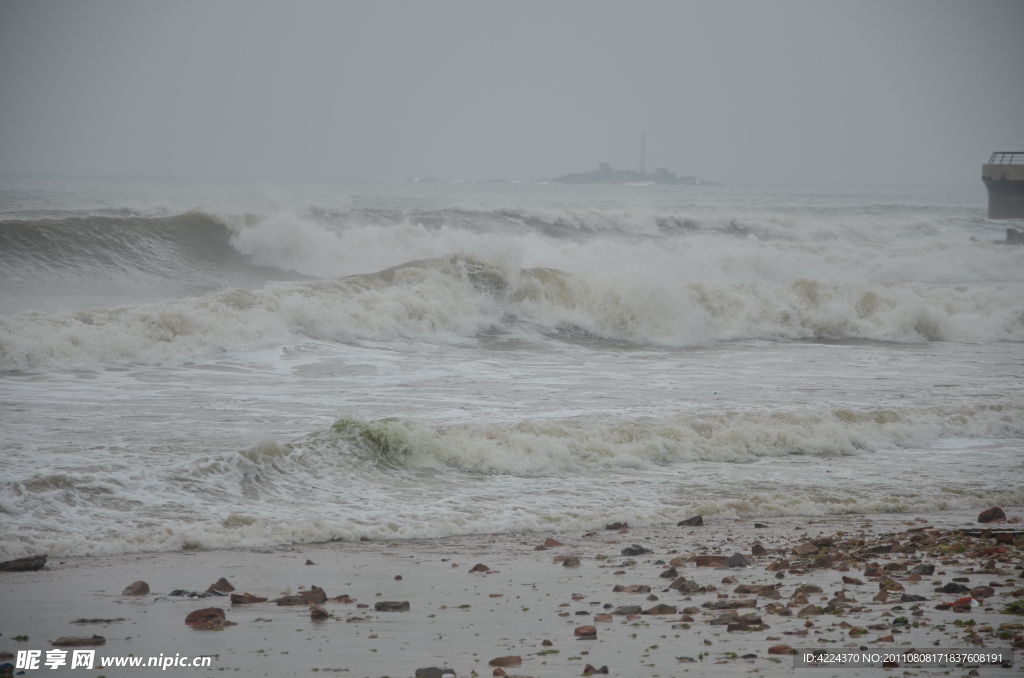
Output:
1 1 1021 185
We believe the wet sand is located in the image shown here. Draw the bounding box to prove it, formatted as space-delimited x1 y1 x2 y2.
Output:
2 507 1021 677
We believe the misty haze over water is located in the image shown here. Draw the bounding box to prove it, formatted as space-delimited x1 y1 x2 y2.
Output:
1 1 1022 185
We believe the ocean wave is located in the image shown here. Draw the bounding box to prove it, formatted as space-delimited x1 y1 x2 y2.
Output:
6 205 1021 288
326 404 1024 473
2 255 1023 370
2 403 1022 557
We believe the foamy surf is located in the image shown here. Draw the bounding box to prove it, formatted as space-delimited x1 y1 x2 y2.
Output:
2 403 1023 558
2 254 1022 370
2 178 1021 560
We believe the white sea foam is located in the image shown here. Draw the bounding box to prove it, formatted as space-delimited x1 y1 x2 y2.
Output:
218 205 1024 285
2 254 1022 370
327 404 1024 472
2 180 1022 560
2 404 1022 558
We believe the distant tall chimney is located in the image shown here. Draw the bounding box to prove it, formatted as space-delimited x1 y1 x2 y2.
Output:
640 129 646 175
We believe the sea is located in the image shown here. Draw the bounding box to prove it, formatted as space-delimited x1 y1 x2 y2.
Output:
1 176 1022 559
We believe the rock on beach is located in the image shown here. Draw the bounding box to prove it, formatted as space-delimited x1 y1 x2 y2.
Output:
121 580 149 596
52 635 105 647
374 600 410 611
978 506 1006 523
0 555 47 572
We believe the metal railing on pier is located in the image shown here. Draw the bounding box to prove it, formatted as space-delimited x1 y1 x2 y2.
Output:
988 152 1024 164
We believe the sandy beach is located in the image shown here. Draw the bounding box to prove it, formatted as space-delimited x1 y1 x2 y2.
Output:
3 507 1021 678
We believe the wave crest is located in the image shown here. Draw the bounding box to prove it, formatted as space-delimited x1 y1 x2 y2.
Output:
2 255 1023 369
323 403 1024 475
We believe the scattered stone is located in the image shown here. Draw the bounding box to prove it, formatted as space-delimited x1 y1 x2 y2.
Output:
978 507 1006 523
842 576 864 585
620 545 650 556
230 593 268 605
415 669 456 678
612 584 651 593
704 599 757 610
121 581 149 596
207 577 234 594
792 542 818 556
489 656 522 667
470 563 490 573
693 555 725 567
642 604 677 615
659 567 678 579
768 644 794 655
942 582 970 594
300 587 326 604
51 635 105 647
751 543 767 556
310 606 329 621
605 522 628 530
184 608 226 627
0 555 47 572
542 640 553 647
720 552 752 568
544 538 564 547
594 613 612 622
574 625 597 639
669 577 700 593
727 615 764 632
582 664 609 675
677 515 703 527
328 594 355 604
754 523 769 528
168 589 216 598
69 618 125 624
305 559 316 565
909 563 935 575
563 557 581 567
374 600 410 612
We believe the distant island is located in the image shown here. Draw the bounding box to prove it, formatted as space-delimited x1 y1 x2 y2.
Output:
553 162 700 184
554 131 712 184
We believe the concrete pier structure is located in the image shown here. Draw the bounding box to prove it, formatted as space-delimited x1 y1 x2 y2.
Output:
983 152 1024 219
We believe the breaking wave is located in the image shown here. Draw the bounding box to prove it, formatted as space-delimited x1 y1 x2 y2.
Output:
2 254 1024 370
3 402 1023 557
2 252 1023 370
325 403 1024 473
